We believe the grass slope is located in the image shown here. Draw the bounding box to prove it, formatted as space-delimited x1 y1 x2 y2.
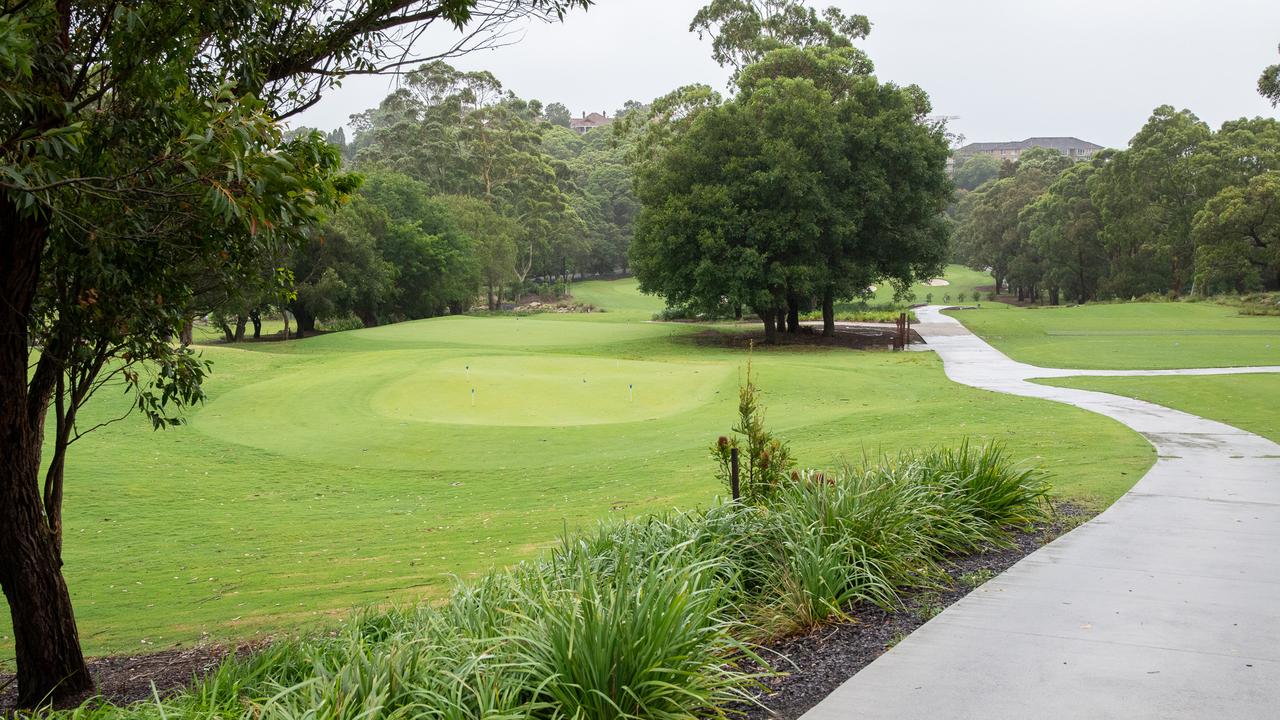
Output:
2 274 1151 659
950 302 1280 369
1038 374 1280 443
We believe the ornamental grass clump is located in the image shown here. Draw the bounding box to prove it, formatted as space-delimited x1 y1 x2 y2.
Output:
511 547 763 719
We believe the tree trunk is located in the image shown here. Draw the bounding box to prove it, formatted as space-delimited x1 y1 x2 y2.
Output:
822 290 835 337
294 308 316 337
775 308 786 336
1050 287 1061 306
180 320 194 345
249 310 262 339
0 202 93 707
786 296 799 334
758 307 777 344
233 315 247 343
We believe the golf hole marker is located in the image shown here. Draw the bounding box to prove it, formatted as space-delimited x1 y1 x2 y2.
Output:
629 383 634 402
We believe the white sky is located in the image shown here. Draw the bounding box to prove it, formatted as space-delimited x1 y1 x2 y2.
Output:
293 0 1280 149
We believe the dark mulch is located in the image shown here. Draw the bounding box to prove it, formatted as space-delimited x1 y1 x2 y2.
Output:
735 502 1092 720
2 505 1088 716
689 325 924 352
0 644 255 713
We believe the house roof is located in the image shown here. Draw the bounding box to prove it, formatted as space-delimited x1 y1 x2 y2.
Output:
959 137 1104 154
570 112 612 129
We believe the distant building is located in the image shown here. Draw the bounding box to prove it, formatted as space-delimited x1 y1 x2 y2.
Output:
570 111 613 134
955 136 1105 165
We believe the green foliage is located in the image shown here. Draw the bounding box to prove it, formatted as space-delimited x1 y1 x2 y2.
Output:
1192 171 1280 294
632 47 950 339
711 359 796 504
1260 43 1280 107
956 106 1280 303
690 0 872 79
952 153 1001 191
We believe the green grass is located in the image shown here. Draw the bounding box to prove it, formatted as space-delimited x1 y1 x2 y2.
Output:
2 272 1152 660
950 301 1280 369
865 264 998 307
1038 374 1280 442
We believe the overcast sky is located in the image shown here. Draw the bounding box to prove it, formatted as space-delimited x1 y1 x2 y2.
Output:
292 0 1280 149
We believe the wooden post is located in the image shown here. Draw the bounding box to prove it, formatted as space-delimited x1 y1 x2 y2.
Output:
730 447 740 502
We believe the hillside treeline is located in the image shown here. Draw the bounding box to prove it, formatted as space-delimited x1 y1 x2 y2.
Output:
952 107 1280 303
215 62 641 336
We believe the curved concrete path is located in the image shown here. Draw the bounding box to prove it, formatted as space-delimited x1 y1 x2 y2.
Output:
803 306 1280 719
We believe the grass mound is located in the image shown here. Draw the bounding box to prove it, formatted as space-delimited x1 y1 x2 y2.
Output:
48 442 1048 719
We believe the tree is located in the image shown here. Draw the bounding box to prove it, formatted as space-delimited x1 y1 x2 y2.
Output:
440 194 519 308
1021 159 1108 303
955 147 1072 300
1092 106 1212 296
1192 171 1280 293
544 101 572 127
1261 43 1280 107
290 203 398 331
632 48 950 341
952 153 1001 191
690 0 870 80
0 0 589 706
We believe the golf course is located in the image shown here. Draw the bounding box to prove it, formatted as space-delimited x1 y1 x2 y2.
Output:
0 268 1179 657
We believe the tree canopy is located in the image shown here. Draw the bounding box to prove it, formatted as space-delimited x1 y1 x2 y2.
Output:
631 46 950 341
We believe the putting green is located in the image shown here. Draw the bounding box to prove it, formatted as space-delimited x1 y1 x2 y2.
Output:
371 356 730 426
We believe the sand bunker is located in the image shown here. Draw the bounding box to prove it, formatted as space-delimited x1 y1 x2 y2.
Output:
925 278 950 287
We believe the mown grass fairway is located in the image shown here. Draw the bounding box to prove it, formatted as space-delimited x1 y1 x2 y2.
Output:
951 302 1280 369
1039 374 1280 442
2 277 1153 659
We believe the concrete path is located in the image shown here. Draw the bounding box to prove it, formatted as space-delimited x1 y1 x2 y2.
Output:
803 306 1280 719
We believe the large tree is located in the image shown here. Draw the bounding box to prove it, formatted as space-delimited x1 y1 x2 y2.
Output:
0 0 589 706
631 48 950 341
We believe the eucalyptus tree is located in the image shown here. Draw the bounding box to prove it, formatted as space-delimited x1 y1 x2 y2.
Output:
1092 106 1212 296
0 0 589 706
1261 43 1280 106
955 147 1072 299
690 0 870 80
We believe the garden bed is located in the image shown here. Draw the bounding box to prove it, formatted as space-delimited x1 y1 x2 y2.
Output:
739 503 1089 719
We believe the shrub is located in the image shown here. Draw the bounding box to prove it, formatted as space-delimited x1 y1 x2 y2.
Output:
711 358 796 505
514 548 760 719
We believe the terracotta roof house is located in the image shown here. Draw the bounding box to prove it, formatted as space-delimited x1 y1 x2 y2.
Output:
570 111 613 134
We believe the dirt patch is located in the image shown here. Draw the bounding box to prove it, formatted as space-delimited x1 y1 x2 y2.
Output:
687 325 923 351
735 502 1092 720
0 644 257 713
